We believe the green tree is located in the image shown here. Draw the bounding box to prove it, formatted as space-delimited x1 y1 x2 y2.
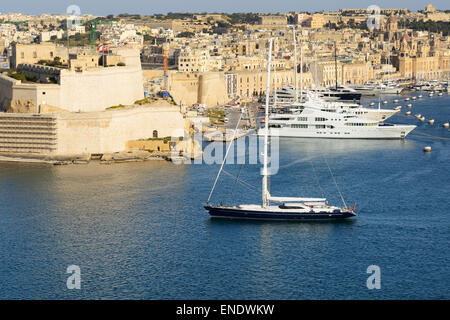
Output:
176 31 195 38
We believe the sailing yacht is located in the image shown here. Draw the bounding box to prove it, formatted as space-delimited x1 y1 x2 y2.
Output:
204 38 357 221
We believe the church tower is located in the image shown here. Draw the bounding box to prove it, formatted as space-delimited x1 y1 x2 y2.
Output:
398 34 412 78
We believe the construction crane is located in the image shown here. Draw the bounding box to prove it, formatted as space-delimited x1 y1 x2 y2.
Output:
85 19 116 52
85 22 97 52
162 41 169 93
247 30 251 56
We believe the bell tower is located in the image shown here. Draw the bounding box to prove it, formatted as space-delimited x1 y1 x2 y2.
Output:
398 34 412 78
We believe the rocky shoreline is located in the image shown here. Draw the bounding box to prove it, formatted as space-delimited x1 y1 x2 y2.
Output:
0 150 177 165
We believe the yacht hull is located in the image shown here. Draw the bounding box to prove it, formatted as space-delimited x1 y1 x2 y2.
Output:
204 205 356 221
355 88 402 95
258 125 416 139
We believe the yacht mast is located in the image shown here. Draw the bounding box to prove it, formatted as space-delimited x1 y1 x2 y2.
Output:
300 39 303 102
273 64 278 107
387 40 390 84
292 27 298 103
262 38 273 208
334 41 338 90
314 44 318 89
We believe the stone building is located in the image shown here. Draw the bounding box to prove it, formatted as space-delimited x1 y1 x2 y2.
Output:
341 62 374 85
10 43 69 68
304 14 326 29
258 15 287 26
1 46 144 113
178 48 210 72
310 60 342 87
396 34 450 79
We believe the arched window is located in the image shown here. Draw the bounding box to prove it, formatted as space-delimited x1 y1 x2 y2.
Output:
153 130 158 138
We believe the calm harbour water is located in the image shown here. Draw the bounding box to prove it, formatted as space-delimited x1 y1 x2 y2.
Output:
0 92 449 299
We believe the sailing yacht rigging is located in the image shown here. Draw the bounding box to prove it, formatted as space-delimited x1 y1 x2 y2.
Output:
204 38 357 221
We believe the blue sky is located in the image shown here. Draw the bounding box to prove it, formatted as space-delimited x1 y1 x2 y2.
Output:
0 0 448 16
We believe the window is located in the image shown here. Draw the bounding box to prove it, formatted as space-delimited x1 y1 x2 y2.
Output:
315 117 327 121
345 123 375 126
297 117 307 121
153 130 158 138
315 125 326 129
292 124 308 128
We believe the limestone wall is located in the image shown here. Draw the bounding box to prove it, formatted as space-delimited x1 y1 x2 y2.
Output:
0 74 61 113
169 72 200 106
112 48 142 68
126 140 173 152
58 66 144 112
17 64 61 83
0 74 18 111
55 106 186 155
198 72 228 107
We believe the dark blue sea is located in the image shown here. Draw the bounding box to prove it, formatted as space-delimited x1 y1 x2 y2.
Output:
0 92 449 299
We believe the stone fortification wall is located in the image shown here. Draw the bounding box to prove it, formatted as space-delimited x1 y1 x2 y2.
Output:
55 105 185 155
58 66 144 112
0 65 144 113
